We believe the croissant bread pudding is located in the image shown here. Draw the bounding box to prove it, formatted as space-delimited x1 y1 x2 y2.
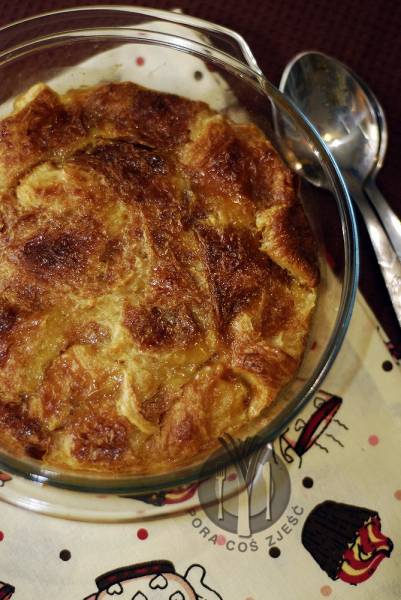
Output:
0 81 318 475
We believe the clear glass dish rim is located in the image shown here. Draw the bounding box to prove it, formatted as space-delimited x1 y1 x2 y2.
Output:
0 7 359 494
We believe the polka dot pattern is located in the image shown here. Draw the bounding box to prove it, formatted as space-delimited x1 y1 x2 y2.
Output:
320 585 332 596
137 528 149 540
0 16 396 597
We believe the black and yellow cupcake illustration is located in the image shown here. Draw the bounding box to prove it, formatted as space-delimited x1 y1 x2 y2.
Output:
302 501 393 585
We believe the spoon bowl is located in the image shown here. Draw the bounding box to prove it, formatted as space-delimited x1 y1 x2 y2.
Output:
280 51 380 185
352 70 388 179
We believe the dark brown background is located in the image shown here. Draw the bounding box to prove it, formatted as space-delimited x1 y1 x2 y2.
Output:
1 0 400 348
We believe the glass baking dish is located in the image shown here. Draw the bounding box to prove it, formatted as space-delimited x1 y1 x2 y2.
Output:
0 6 358 494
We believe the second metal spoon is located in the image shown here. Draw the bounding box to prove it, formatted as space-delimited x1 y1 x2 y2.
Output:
280 50 401 326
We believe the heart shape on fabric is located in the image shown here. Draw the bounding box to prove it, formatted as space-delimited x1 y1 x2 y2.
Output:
132 593 148 600
170 592 185 600
106 582 123 595
149 574 168 590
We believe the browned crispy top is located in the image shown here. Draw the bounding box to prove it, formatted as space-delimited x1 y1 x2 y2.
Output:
0 82 318 474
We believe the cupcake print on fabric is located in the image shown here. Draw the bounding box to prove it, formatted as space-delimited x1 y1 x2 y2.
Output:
302 501 393 585
83 560 222 600
0 473 11 488
122 483 199 507
278 391 347 467
0 581 15 599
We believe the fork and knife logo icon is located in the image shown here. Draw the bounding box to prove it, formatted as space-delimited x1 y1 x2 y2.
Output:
213 438 274 537
215 460 272 536
198 435 291 536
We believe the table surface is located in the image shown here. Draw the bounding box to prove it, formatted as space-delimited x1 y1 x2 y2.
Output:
1 0 400 348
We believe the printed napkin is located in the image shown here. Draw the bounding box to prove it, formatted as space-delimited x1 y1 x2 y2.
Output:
0 25 400 600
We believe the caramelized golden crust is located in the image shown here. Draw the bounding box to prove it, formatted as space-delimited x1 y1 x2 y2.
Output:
0 81 318 474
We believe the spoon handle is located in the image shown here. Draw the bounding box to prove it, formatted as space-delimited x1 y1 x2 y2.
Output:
348 183 401 327
364 180 401 261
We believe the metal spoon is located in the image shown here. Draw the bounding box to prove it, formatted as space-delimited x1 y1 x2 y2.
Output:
280 50 401 326
351 69 401 259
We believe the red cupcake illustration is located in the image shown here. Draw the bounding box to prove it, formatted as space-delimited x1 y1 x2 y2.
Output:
302 501 393 585
0 472 12 487
83 560 222 599
123 483 199 507
279 391 346 466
